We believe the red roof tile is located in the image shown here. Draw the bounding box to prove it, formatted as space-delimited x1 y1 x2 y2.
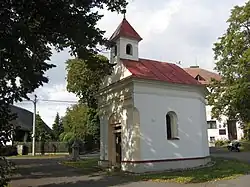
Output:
184 67 221 85
109 18 142 42
121 59 201 86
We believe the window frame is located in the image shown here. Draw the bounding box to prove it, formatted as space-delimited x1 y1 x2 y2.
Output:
166 111 179 140
126 44 133 55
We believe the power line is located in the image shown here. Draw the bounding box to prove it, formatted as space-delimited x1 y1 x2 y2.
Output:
18 99 78 104
40 99 78 104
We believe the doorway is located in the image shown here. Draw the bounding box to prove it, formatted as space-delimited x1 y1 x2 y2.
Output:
108 114 122 166
227 120 237 140
115 132 122 164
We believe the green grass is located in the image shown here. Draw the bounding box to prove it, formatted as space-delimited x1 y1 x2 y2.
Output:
62 158 102 174
7 153 68 159
240 141 250 151
62 157 250 184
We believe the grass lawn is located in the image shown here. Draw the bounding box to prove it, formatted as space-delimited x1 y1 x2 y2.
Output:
7 153 68 159
62 157 250 184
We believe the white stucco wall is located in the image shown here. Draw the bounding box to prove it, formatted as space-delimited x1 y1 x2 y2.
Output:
206 105 244 142
133 80 210 160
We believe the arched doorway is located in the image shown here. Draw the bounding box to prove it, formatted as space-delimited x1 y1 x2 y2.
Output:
108 114 122 166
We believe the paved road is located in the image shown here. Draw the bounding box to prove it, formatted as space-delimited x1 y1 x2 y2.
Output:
9 152 250 187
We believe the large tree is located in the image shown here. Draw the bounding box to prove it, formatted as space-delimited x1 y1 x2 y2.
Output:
60 104 99 151
52 113 64 141
66 55 113 108
0 1 127 184
207 1 250 139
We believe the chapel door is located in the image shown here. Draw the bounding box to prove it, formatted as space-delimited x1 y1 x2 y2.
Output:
115 132 122 164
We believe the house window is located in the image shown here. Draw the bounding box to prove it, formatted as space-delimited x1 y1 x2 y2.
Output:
210 136 215 142
219 129 226 135
207 120 217 129
166 111 179 140
126 44 133 55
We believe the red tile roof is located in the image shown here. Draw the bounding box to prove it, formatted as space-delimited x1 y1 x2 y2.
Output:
121 59 201 86
184 67 221 85
109 18 142 42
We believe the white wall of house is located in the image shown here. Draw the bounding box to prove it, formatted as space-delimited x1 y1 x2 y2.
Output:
133 80 210 160
206 105 244 143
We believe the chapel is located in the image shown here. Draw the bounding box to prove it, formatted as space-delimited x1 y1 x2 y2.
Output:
97 16 210 173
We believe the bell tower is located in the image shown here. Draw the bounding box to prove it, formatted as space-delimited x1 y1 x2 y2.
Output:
109 12 142 64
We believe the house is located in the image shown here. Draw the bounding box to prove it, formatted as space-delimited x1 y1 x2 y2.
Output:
6 105 51 145
184 66 244 143
97 16 210 173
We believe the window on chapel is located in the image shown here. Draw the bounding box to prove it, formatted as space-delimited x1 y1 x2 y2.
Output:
126 44 133 55
166 111 179 140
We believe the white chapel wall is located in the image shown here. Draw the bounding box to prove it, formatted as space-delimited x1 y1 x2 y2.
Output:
133 81 209 160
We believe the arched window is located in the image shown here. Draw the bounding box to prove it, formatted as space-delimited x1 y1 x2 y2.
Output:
126 44 133 55
166 111 179 140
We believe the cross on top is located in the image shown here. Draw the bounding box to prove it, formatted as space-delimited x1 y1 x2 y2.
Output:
121 9 126 19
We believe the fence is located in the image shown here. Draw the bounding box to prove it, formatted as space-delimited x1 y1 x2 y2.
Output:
15 142 69 154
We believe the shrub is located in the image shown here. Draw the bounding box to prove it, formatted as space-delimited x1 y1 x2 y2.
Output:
215 139 228 147
0 146 18 156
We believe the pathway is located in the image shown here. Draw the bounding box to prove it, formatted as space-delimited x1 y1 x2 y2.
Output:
8 153 250 187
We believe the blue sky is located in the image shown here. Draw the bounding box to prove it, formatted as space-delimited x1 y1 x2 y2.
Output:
16 0 247 127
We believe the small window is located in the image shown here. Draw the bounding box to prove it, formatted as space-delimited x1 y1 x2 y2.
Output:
219 129 226 135
126 44 132 55
166 111 179 140
207 120 217 129
210 136 215 142
219 125 222 128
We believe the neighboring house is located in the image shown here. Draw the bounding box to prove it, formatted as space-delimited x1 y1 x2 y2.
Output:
97 17 210 173
184 66 244 143
6 105 51 145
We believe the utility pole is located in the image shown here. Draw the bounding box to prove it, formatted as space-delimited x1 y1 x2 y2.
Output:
32 95 37 156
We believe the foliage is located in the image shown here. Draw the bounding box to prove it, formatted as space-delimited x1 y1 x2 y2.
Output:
1 0 127 185
214 139 230 147
0 146 17 157
65 55 112 151
60 104 99 145
66 55 113 108
52 113 64 141
35 114 51 142
207 1 250 138
0 157 15 187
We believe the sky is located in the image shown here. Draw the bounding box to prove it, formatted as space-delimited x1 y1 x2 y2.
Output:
15 0 247 128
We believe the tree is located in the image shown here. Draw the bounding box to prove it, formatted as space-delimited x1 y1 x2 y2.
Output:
1 1 127 184
52 113 64 141
60 104 99 151
35 114 52 154
207 1 250 139
66 55 113 108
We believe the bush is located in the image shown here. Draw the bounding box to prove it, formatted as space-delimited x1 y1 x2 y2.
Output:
0 146 18 156
215 139 230 147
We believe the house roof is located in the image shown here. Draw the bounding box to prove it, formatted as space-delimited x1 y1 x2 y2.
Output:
121 59 201 86
109 18 142 42
184 66 221 85
10 105 51 132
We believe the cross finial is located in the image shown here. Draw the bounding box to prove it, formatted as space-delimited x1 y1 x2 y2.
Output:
121 9 126 19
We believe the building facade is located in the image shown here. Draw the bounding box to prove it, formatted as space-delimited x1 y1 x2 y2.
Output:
98 17 210 173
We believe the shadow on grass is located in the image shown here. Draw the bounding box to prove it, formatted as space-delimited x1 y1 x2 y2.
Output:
133 157 250 184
